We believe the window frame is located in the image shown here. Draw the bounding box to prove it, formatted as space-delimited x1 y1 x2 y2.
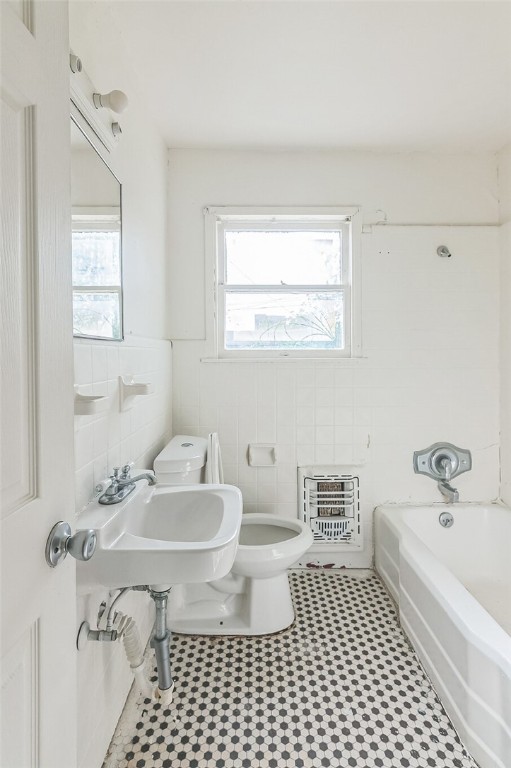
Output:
206 207 360 360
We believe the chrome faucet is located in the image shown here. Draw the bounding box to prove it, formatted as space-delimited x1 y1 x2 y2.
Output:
99 465 156 505
413 442 471 504
439 457 452 482
437 456 459 503
437 479 459 504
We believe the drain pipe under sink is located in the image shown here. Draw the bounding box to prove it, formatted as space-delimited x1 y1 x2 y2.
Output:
111 586 175 704
149 588 174 705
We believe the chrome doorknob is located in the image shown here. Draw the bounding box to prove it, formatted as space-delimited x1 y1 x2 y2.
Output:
67 528 97 561
45 522 97 568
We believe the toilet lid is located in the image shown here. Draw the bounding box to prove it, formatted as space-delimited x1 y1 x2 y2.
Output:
239 523 299 546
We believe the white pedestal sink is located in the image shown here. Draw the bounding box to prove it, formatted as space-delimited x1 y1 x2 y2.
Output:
76 481 242 591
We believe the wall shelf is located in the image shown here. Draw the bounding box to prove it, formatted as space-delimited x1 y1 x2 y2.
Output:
119 375 153 411
74 386 110 416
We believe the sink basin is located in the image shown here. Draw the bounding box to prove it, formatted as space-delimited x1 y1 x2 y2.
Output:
76 481 242 591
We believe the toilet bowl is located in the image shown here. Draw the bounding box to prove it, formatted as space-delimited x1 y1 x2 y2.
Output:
234 513 311 577
153 435 313 635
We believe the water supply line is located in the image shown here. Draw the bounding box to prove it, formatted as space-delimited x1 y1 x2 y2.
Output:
106 587 131 630
101 587 158 700
78 585 175 705
121 614 154 700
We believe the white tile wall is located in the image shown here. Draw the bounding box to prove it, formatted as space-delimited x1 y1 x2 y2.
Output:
74 335 172 768
173 226 500 566
74 335 172 512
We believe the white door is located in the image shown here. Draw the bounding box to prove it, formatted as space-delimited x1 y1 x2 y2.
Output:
1 2 77 767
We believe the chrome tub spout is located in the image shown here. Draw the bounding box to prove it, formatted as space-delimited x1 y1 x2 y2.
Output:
438 480 459 504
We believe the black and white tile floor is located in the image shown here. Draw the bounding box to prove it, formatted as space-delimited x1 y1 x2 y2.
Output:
104 571 478 768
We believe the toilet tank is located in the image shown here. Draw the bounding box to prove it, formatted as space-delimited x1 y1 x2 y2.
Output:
153 435 208 485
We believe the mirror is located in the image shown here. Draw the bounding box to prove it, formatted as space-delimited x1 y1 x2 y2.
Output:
70 118 123 340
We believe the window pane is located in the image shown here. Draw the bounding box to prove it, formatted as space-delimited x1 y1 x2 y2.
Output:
225 292 344 350
72 230 121 286
73 292 121 340
225 230 342 285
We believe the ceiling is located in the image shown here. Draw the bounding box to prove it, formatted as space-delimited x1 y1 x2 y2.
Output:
91 1 511 151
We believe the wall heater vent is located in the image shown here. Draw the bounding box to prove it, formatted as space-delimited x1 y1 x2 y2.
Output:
298 467 361 547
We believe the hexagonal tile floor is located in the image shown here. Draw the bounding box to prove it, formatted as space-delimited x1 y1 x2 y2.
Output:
103 571 478 768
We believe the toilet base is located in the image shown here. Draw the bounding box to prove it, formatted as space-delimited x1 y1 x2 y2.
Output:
167 571 295 636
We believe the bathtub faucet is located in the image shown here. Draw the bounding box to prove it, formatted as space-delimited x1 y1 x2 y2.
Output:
437 479 459 504
413 442 471 504
437 456 458 503
439 457 452 481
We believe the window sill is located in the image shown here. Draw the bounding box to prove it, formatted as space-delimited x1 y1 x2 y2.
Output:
200 356 367 364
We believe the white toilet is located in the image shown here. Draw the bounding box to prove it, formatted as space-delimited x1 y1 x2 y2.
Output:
154 435 313 635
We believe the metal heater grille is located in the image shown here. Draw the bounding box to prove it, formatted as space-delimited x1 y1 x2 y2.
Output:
300 471 361 545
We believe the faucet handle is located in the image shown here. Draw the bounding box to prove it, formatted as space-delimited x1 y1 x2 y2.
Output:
112 467 121 479
438 456 453 481
121 462 134 479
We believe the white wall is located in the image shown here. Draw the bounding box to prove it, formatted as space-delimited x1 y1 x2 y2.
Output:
499 145 511 503
74 338 172 514
70 7 172 768
169 149 500 567
168 150 497 338
71 145 119 207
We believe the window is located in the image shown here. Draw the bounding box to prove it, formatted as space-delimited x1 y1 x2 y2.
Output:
211 209 357 358
72 211 122 340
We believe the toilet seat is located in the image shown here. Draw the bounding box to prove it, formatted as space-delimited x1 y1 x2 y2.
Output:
233 514 313 579
238 514 301 546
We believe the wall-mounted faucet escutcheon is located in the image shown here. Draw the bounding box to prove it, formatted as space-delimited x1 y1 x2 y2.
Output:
413 442 472 504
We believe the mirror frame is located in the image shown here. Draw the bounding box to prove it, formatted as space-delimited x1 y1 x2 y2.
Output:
71 105 124 342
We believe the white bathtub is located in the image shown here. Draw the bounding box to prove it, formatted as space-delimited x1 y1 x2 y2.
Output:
375 503 511 768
